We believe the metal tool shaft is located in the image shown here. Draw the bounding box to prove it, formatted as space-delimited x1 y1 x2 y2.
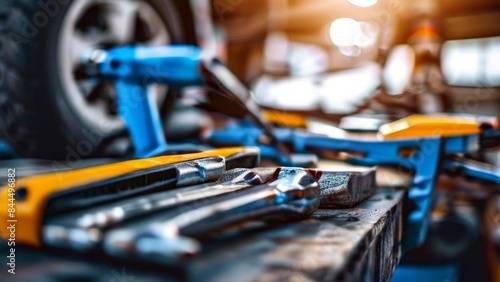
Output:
45 157 226 216
103 168 319 261
42 169 264 251
232 167 377 208
200 59 277 144
43 167 375 255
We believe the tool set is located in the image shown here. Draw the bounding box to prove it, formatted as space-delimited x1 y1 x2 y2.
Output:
0 43 497 280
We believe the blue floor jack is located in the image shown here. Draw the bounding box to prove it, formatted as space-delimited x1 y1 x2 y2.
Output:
84 44 499 275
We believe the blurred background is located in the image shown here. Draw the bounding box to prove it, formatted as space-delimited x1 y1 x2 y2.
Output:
0 0 499 281
215 0 500 116
2 0 499 159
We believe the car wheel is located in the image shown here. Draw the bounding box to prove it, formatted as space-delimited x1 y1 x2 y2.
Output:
0 0 195 160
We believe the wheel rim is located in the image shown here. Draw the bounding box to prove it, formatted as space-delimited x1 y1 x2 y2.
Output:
58 0 170 135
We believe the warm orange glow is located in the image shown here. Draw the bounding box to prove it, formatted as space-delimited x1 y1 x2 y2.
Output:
347 0 378 8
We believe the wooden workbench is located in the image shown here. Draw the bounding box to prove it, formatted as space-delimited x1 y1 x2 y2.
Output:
0 188 404 282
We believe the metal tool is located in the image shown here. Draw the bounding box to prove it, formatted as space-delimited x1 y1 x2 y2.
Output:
0 147 259 246
338 114 500 184
84 46 203 157
86 46 316 166
222 167 377 208
382 114 499 184
44 157 225 216
201 59 317 167
102 168 319 261
0 188 404 282
207 115 494 252
200 59 276 143
42 168 265 251
41 166 375 253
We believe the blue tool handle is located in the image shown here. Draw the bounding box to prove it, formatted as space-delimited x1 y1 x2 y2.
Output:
116 80 168 157
100 45 205 86
446 160 500 184
100 45 206 157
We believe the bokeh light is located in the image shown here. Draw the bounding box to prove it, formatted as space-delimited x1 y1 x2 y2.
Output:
330 18 379 56
347 0 378 8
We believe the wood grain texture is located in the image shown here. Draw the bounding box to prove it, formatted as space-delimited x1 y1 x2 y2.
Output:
191 188 404 282
0 189 404 282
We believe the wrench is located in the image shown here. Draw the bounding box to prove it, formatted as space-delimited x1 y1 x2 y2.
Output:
42 166 376 253
230 167 377 208
0 147 260 246
42 168 265 251
101 168 319 261
45 156 226 216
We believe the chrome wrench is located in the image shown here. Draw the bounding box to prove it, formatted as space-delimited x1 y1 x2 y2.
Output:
42 168 265 251
101 168 319 261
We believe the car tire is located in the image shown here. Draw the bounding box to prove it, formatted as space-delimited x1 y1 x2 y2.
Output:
0 0 195 160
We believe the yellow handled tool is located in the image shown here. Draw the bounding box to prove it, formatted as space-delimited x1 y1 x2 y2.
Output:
0 147 259 246
378 114 481 139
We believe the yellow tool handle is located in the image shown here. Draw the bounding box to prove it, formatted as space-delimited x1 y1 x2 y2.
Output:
0 147 258 246
379 114 481 139
262 110 307 128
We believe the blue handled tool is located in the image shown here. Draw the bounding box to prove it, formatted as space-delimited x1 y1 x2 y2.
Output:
86 45 278 157
85 46 204 157
86 45 316 166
